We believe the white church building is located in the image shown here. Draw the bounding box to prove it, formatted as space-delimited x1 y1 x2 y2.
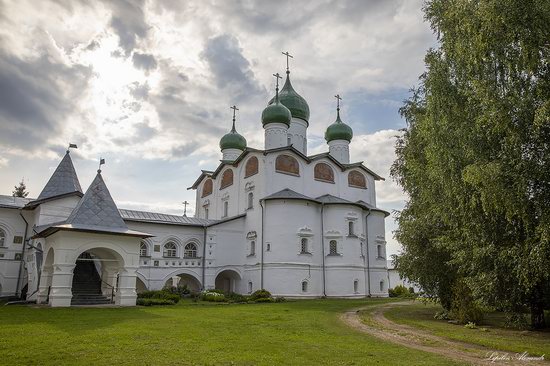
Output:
0 66 389 307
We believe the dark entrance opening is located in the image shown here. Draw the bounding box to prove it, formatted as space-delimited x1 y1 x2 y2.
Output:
71 252 113 305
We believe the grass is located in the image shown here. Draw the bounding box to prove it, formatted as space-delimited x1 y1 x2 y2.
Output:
0 298 466 366
384 301 550 357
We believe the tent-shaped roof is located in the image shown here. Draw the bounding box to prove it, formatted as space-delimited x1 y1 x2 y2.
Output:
35 171 151 238
36 151 83 201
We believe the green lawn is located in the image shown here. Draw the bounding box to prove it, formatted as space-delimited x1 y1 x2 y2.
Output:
384 302 550 357
0 299 466 365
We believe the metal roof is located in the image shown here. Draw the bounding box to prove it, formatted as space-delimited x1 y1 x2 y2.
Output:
262 189 320 203
119 208 215 226
0 195 33 209
66 172 128 230
36 152 83 201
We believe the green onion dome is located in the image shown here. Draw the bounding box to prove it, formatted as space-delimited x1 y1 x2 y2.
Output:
268 72 310 123
325 109 353 142
262 94 292 127
220 123 247 151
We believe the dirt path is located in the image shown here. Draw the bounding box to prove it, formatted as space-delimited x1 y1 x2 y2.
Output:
339 302 547 366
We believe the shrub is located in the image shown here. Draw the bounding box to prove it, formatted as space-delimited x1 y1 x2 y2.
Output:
434 310 450 320
163 284 191 297
274 296 286 303
226 292 249 303
464 322 477 329
137 290 180 303
249 289 272 301
201 291 227 302
449 280 483 324
137 298 176 306
209 289 226 295
255 297 274 303
389 285 415 298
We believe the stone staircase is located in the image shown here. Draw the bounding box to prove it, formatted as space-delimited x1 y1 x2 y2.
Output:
71 260 113 306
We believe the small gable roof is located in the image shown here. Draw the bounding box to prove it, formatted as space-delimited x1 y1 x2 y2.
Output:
262 189 320 204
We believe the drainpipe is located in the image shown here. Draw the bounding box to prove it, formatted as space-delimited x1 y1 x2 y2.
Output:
364 210 372 296
202 225 207 291
259 200 265 289
16 212 29 298
320 203 326 297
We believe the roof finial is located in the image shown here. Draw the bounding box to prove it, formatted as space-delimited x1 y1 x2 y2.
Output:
230 105 239 132
282 51 293 75
182 200 189 217
335 94 342 120
67 143 77 154
273 72 282 101
97 157 105 173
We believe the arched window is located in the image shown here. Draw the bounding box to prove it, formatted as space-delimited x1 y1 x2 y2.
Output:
245 156 259 178
302 281 308 292
223 201 229 217
275 154 299 176
204 208 209 219
348 170 367 188
300 238 308 254
163 242 177 258
249 241 256 256
379 280 385 292
0 229 5 247
314 163 334 183
354 280 359 293
329 240 338 255
248 281 253 294
247 192 254 209
348 221 355 236
184 243 198 258
140 241 148 257
202 179 213 197
377 244 383 258
220 169 234 189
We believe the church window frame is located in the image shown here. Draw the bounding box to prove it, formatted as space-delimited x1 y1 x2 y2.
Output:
202 179 213 197
300 238 309 254
348 170 367 189
140 241 149 257
380 280 385 292
247 192 254 209
275 154 300 176
204 207 209 219
184 242 198 258
354 280 359 293
223 201 229 218
244 156 259 178
329 240 339 255
348 221 355 236
301 281 308 293
220 169 234 190
248 240 256 257
248 281 253 294
163 242 178 258
377 244 384 259
313 162 335 183
0 228 5 247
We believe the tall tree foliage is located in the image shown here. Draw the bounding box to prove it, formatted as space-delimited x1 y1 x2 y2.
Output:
12 179 29 198
392 0 550 328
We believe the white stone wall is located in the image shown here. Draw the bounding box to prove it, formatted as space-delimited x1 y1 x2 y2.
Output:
0 207 27 297
287 118 308 155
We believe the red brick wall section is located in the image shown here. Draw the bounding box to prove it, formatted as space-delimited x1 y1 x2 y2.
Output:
220 169 234 189
202 179 213 197
348 170 367 188
314 163 335 183
245 156 259 178
275 154 300 176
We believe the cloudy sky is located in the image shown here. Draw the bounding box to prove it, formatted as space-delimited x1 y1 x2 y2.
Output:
0 0 435 256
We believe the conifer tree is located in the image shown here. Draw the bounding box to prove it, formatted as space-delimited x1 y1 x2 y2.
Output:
12 179 29 198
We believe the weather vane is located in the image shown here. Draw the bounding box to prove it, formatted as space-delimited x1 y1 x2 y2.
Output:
67 143 77 153
98 157 105 173
182 200 189 217
282 51 293 73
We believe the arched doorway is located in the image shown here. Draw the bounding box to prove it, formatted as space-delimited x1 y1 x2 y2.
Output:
71 248 124 305
215 269 241 293
164 273 201 292
136 277 148 293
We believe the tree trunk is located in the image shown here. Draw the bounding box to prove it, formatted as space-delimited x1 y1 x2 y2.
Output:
530 284 546 330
